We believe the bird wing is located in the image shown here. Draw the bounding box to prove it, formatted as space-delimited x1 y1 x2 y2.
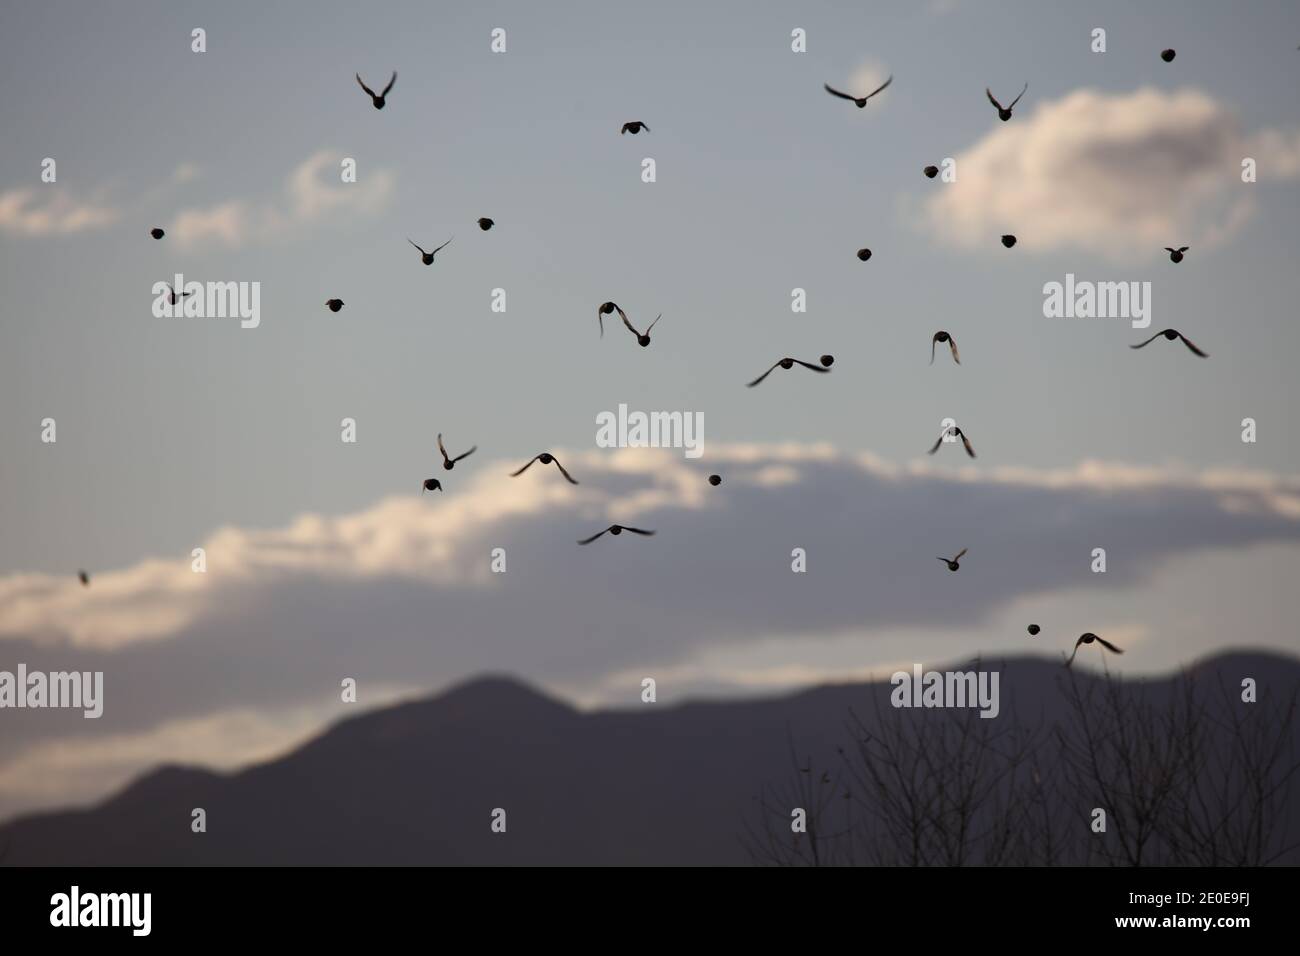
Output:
645 313 662 333
577 528 610 545
1178 246 1189 253
452 445 477 463
936 557 950 563
1164 247 1176 253
1178 334 1208 357
960 432 976 458
930 336 938 365
986 88 1004 111
382 71 397 96
598 304 609 338
1096 636 1124 654
437 433 447 458
1130 331 1164 349
1008 81 1028 109
620 308 640 336
867 75 894 98
622 527 656 536
1065 644 1080 668
824 83 856 101
408 238 426 255
948 337 961 364
746 361 782 387
927 432 947 454
432 237 453 255
550 457 579 484
954 548 968 561
641 123 650 131
620 123 631 134
510 455 541 477
356 73 376 97
791 359 830 372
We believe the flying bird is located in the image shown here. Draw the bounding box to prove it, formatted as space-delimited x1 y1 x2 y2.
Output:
620 121 649 135
477 218 494 231
326 298 345 312
511 453 578 484
856 248 873 261
746 355 833 387
986 82 1028 121
577 524 656 545
150 227 165 240
708 474 722 486
1164 245 1189 263
923 165 939 179
408 237 452 265
930 331 960 365
936 548 968 572
356 71 396 109
77 570 90 586
437 434 476 470
421 478 443 494
1131 329 1208 357
1001 234 1017 248
162 283 192 306
928 424 976 458
1161 48 1177 62
597 301 626 338
823 75 893 108
1027 624 1041 636
1066 632 1124 667
620 310 661 347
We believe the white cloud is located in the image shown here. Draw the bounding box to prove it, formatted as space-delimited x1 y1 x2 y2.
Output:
0 188 118 237
172 150 394 247
922 87 1300 259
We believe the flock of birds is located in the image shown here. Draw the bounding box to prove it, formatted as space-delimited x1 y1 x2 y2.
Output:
120 47 1225 670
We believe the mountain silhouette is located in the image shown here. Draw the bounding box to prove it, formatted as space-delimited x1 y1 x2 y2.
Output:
1 653 1295 865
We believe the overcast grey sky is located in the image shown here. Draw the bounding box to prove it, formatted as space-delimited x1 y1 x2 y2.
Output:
1 0 1299 820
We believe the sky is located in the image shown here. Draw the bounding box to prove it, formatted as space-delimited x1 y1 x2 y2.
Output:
1 0 1299 820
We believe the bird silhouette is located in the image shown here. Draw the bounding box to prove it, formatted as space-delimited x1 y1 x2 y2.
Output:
1027 624 1041 636
1131 329 1208 357
325 298 345 313
408 237 452 265
150 227 165 240
930 331 960 365
511 453 579 484
923 165 939 179
356 71 396 109
477 218 494 231
708 474 722 486
577 524 656 545
437 434 476 470
1164 245 1189 263
1066 632 1124 667
928 424 976 458
620 121 649 135
1161 48 1177 62
937 548 968 572
856 248 873 261
620 310 661 347
421 478 443 494
597 301 625 338
77 570 90 586
986 83 1028 121
1001 234 1017 248
746 356 833 387
823 75 893 108
162 283 192 306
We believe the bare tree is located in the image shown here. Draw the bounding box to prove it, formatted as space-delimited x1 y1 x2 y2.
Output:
749 665 1300 866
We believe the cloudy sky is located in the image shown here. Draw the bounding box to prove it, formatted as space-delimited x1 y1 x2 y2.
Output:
1 0 1299 820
